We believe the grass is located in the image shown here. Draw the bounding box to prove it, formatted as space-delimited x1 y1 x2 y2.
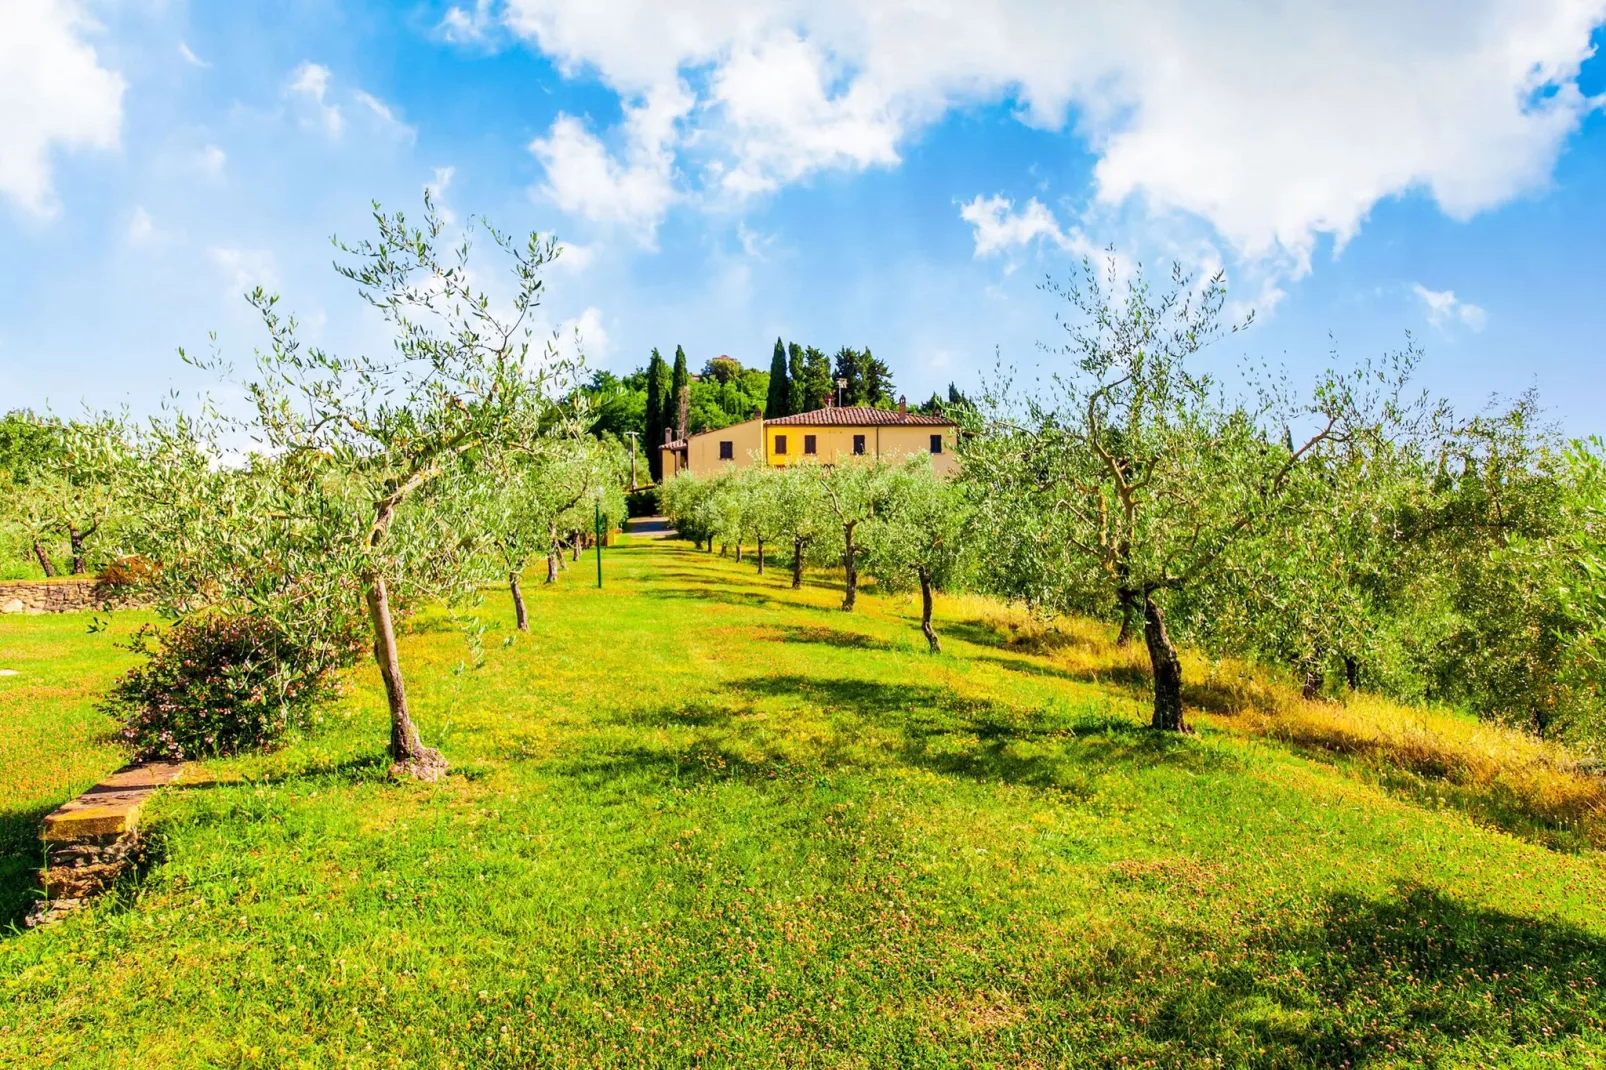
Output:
2 533 1605 1067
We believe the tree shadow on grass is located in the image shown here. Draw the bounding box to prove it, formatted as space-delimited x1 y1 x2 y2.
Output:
726 674 1220 792
556 740 813 793
0 803 55 934
1135 884 1606 1065
759 624 897 652
943 618 1108 655
637 587 785 611
973 653 1276 718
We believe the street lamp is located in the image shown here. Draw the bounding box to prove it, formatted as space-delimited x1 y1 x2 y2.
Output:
835 378 848 407
624 431 639 490
593 485 606 588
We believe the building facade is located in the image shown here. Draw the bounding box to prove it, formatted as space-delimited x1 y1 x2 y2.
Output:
660 402 958 479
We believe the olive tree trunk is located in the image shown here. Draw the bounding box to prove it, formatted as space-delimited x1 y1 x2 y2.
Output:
1302 666 1325 701
546 552 558 584
756 536 764 574
364 573 447 780
1115 589 1138 646
69 525 93 575
918 566 940 653
735 542 742 563
510 569 529 632
792 537 806 589
32 541 55 578
841 522 859 611
1143 594 1186 732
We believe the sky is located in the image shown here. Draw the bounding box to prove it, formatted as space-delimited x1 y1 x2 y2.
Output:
3 0 1606 431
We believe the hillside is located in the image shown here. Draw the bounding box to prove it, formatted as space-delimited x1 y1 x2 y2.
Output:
3 530 1605 1067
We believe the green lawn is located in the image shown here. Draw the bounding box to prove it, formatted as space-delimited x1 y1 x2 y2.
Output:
3 533 1605 1067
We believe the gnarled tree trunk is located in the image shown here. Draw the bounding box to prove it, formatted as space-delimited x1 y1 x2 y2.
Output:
572 537 582 562
918 566 940 653
756 536 764 574
364 573 447 781
32 540 55 578
792 537 806 589
69 524 94 575
841 522 859 611
509 569 528 632
735 542 742 563
1344 657 1359 691
1115 588 1138 646
1143 594 1186 732
546 552 559 584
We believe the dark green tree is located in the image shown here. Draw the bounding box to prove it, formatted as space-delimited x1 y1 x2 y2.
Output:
766 338 791 418
644 348 670 480
797 346 833 411
670 346 690 438
787 343 807 414
862 348 896 407
833 347 866 405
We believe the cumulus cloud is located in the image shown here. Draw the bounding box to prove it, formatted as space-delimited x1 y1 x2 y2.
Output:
556 306 609 363
959 195 1089 258
1413 283 1488 331
0 0 124 215
501 0 1606 268
287 61 343 137
439 1 497 44
196 144 227 178
209 246 279 296
528 82 691 242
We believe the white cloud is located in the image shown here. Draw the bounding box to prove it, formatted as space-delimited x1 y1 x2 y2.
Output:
959 195 1088 257
196 144 226 178
1413 283 1488 331
354 89 416 141
554 241 596 272
179 41 210 69
286 61 343 137
0 0 124 216
425 165 457 224
209 246 279 296
500 0 1606 269
556 306 609 363
439 1 497 44
529 82 691 242
127 206 156 244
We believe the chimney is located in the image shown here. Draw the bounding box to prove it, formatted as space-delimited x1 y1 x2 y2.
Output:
823 393 833 409
897 395 907 414
663 428 672 445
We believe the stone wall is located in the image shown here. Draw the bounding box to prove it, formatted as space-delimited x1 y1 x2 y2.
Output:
0 578 128 614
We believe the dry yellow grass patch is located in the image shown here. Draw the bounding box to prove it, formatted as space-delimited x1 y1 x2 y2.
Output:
946 593 1606 847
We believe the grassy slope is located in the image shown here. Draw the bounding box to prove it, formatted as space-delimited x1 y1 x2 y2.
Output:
2 535 1605 1068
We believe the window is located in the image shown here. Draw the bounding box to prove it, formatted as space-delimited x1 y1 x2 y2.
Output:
804 435 817 455
853 434 866 456
719 441 733 460
774 434 787 456
930 434 943 454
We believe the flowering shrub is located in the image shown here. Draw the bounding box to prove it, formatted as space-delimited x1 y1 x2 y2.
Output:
103 613 355 761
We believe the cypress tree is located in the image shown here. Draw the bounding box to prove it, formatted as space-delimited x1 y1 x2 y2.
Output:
787 342 807 415
862 348 895 407
670 346 690 438
644 348 670 480
765 337 791 418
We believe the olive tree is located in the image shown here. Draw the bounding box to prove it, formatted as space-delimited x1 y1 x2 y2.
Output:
138 197 563 780
865 456 967 651
962 258 1382 732
772 464 827 589
811 458 889 612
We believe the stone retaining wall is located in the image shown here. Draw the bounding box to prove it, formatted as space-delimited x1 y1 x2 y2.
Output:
0 578 127 614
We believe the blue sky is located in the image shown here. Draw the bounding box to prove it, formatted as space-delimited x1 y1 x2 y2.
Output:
4 0 1606 431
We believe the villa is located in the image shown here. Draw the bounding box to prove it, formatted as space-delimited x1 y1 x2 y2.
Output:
660 398 959 479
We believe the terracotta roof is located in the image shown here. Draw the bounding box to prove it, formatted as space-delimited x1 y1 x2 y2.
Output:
765 406 955 427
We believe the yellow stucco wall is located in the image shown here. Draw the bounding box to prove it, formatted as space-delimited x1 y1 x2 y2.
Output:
765 423 958 475
685 418 764 476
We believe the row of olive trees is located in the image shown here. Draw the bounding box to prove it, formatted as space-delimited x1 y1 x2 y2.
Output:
658 456 966 651
956 256 1606 744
